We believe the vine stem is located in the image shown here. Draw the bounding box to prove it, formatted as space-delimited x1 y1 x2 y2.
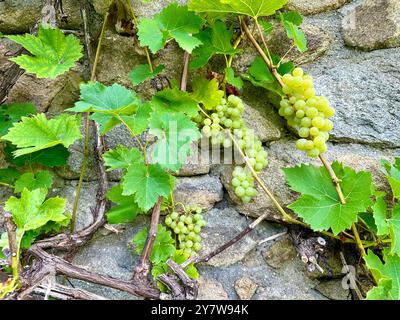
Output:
127 0 154 72
240 19 347 205
71 6 110 232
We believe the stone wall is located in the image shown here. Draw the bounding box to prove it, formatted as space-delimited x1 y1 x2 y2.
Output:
1 0 399 300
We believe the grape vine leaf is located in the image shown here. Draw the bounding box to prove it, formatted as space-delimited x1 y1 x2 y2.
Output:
118 102 152 136
225 67 244 89
1 113 82 157
149 112 201 171
389 204 400 256
242 56 283 96
188 0 288 19
103 146 144 171
106 184 143 224
138 3 204 54
279 11 308 52
191 77 224 110
67 82 142 134
259 20 273 36
0 168 20 185
14 170 53 193
6 25 83 78
365 249 400 300
5 143 69 168
122 163 175 211
5 188 68 232
133 224 176 264
129 64 165 86
381 158 400 200
152 87 199 118
0 103 37 137
372 192 390 236
190 20 240 69
283 162 374 235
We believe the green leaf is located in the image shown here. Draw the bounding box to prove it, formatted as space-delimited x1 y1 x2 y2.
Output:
6 25 83 78
188 0 288 19
106 184 143 224
0 103 37 137
0 168 20 185
1 113 82 157
191 77 224 110
172 249 199 279
279 12 308 52
14 170 53 193
119 102 152 136
67 82 140 115
259 20 273 36
284 162 374 235
5 188 68 232
190 20 240 69
103 146 144 171
138 3 204 54
133 224 176 264
225 67 243 89
152 87 199 118
389 204 400 256
5 143 70 168
365 250 400 300
129 64 165 86
381 159 400 200
122 163 175 211
247 56 275 83
149 112 201 171
372 192 390 236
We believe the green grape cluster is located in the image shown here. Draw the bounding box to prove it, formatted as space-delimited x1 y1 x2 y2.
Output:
193 95 245 148
193 95 268 204
279 67 336 158
165 204 207 256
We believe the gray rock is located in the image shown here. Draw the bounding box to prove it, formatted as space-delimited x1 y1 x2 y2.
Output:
315 279 351 300
173 174 223 211
7 66 83 114
234 277 258 300
263 236 298 269
287 0 351 15
342 0 400 51
0 0 82 34
55 181 99 231
197 276 229 300
221 139 398 219
176 142 211 177
70 216 150 300
242 103 282 143
199 204 278 267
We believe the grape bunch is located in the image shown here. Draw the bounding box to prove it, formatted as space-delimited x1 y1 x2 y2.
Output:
279 67 336 158
193 94 268 203
165 204 207 256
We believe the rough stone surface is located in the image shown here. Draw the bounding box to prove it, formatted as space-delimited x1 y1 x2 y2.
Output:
287 0 351 15
342 0 400 51
199 203 278 267
242 103 282 143
197 276 229 300
173 174 224 211
176 142 211 177
315 279 351 300
0 0 82 34
263 236 297 269
7 66 82 114
234 277 258 300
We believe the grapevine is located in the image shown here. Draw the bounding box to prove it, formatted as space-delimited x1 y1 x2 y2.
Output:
0 0 397 302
